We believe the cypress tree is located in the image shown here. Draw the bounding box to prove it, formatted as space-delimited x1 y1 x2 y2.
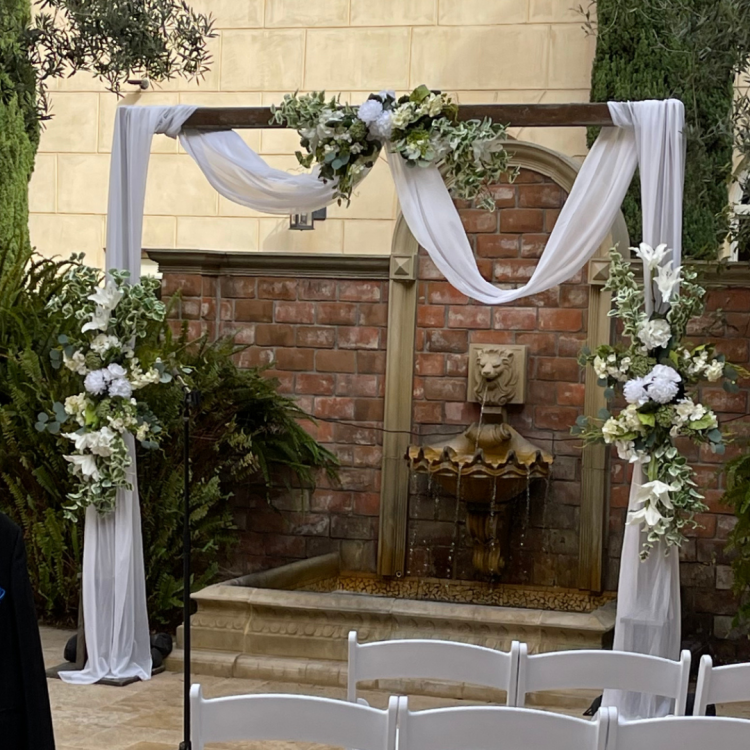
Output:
589 0 735 259
0 0 38 263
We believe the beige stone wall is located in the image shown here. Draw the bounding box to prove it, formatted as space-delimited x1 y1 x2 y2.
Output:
28 0 595 268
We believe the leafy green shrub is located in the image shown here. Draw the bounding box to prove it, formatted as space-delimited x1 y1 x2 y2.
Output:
587 0 745 259
0 0 38 263
0 251 337 626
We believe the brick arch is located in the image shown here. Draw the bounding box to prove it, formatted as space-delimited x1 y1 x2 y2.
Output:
403 140 628 587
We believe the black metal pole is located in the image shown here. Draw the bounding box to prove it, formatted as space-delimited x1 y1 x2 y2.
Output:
180 384 192 750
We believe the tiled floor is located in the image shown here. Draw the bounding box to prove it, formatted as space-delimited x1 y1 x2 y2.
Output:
41 627 750 750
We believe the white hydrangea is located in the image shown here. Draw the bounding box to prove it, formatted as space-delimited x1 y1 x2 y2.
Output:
644 364 681 404
623 377 649 406
108 377 133 399
601 417 623 443
84 368 110 395
368 110 393 141
419 93 444 117
615 440 645 463
620 403 644 432
63 350 88 376
637 319 672 350
135 424 150 442
391 103 416 129
64 393 89 416
357 98 384 125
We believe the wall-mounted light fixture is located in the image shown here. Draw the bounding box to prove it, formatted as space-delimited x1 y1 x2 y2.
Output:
289 207 327 231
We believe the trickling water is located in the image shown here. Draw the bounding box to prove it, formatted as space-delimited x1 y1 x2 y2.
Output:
487 476 498 568
407 469 419 575
447 467 462 579
540 469 553 556
474 387 488 454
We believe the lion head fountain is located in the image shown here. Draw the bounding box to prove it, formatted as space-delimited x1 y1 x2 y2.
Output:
407 345 553 577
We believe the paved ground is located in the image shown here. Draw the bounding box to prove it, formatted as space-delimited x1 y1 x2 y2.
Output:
41 627 750 750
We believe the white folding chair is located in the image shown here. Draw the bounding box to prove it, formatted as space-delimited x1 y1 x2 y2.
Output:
603 706 750 749
347 631 520 705
516 644 691 715
397 695 609 750
190 684 399 750
694 654 750 715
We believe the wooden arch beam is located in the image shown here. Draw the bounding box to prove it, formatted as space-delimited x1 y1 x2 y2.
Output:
183 102 613 130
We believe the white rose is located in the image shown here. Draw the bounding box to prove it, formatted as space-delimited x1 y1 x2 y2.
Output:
637 319 672 350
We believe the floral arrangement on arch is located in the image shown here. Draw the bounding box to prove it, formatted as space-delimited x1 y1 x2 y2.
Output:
574 244 745 558
37 264 171 518
271 85 515 210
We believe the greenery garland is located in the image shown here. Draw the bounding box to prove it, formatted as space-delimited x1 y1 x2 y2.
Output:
37 264 171 517
271 86 516 210
574 245 744 557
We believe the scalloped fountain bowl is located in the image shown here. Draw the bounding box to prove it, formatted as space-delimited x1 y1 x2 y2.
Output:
407 421 553 575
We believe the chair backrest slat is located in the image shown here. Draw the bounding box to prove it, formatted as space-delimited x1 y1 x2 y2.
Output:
516 645 690 715
191 686 398 750
694 655 750 715
607 710 750 750
397 700 608 750
347 632 519 705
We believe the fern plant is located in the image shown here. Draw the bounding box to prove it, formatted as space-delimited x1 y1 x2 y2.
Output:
724 452 750 625
0 250 338 626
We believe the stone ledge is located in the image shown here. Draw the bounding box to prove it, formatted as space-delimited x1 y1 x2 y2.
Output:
146 248 392 279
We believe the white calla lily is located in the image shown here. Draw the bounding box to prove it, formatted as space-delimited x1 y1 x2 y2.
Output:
88 279 123 310
654 261 681 304
64 453 101 481
634 242 669 271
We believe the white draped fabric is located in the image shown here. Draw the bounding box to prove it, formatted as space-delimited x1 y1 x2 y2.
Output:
601 100 686 719
60 105 197 684
83 101 684 709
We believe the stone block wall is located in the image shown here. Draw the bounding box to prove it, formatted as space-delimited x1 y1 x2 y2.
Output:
406 169 589 587
29 0 595 266
163 269 388 575
606 286 750 661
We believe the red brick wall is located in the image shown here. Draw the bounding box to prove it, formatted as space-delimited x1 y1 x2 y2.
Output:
407 169 588 586
163 272 388 575
607 287 750 660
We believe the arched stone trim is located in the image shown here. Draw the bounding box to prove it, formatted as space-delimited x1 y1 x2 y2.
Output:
377 141 628 588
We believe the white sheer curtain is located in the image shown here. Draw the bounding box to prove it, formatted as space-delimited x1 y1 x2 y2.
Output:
601 100 686 719
61 105 197 684
86 102 684 707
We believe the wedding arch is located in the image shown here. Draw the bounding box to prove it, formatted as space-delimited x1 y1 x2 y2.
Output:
64 95 685 721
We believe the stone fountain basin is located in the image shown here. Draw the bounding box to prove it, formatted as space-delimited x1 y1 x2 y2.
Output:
169 553 615 702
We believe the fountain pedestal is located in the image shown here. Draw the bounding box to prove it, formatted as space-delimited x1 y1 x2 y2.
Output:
407 411 553 577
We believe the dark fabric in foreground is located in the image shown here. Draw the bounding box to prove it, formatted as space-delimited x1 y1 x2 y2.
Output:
0 512 56 750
